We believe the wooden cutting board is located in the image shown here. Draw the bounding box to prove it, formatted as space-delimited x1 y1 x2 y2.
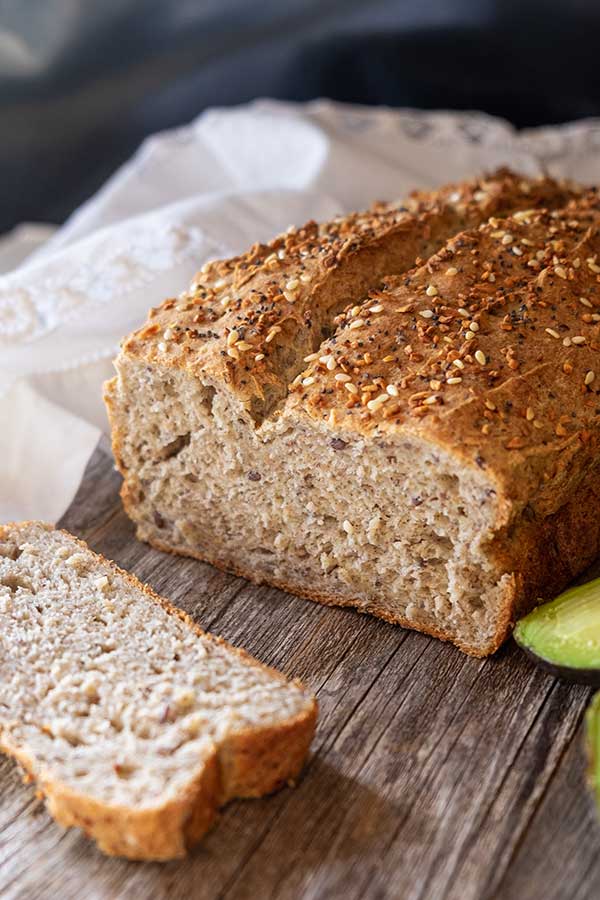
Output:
1 439 599 900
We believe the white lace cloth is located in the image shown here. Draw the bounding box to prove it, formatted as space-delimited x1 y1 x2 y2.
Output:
3 99 600 522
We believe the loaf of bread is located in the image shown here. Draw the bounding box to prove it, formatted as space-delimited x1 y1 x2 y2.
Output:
105 169 600 656
0 523 316 860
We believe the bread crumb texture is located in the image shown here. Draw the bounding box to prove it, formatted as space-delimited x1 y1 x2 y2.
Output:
0 523 316 860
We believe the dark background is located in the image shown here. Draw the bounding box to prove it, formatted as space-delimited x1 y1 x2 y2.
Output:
1 0 600 233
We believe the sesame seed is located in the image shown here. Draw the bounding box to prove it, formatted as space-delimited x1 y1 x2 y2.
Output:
469 321 480 332
226 347 239 359
420 309 434 319
318 355 336 371
300 273 311 283
563 337 572 347
457 308 469 318
94 576 109 590
265 326 282 343
585 370 595 385
554 265 568 279
286 279 300 291
227 330 239 347
488 273 496 282
350 306 362 317
349 318 365 330
452 359 465 369
342 520 354 534
485 399 496 411
302 376 316 386
304 352 319 362
255 353 265 361
344 382 358 394
214 278 227 289
426 285 438 297
526 407 535 421
236 341 252 351
446 267 458 276
580 297 593 308
429 379 442 390
475 350 487 365
501 234 513 245
588 257 600 273
163 327 174 340
571 336 586 345
446 376 462 384
369 304 384 313
278 249 286 260
367 394 389 410
386 384 399 397
423 395 439 405
512 246 523 256
545 328 560 339
464 330 476 341
335 373 351 382
220 295 231 307
283 291 298 303
158 341 167 352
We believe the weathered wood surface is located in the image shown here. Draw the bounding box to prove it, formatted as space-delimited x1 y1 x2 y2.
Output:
1 440 599 900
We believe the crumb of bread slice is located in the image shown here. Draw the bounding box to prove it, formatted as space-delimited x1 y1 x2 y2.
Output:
0 522 317 861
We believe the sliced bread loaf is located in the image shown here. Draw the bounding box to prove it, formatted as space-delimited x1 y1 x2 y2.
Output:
0 522 317 861
105 171 599 656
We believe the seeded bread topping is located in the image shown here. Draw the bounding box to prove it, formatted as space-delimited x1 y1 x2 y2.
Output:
122 169 579 422
291 195 600 439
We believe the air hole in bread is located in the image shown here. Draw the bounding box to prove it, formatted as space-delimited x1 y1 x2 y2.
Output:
158 432 191 461
1 574 34 593
0 544 21 560
201 385 216 417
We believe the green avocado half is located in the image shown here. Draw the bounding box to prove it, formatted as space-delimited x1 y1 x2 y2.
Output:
586 692 600 814
514 577 600 684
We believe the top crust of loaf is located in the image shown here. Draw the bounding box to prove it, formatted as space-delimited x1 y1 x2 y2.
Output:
118 169 579 426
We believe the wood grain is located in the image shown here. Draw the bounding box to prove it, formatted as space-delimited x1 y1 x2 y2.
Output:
1 440 599 899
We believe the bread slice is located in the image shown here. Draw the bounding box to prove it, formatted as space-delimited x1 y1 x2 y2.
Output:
105 170 599 656
0 522 317 861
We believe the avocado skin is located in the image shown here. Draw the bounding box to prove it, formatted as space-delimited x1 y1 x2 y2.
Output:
515 638 600 686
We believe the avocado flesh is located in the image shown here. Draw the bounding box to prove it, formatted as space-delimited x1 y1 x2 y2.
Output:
514 577 600 683
586 692 600 813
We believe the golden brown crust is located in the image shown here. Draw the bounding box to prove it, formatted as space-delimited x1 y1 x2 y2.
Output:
0 522 317 861
290 194 600 516
120 169 579 422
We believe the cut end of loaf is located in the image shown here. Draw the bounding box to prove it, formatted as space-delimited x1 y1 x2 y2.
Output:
107 359 515 656
0 523 317 860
